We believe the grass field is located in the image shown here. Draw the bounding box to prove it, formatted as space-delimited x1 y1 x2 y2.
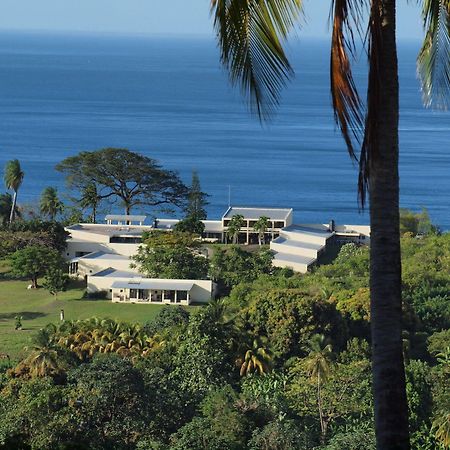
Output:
0 278 167 361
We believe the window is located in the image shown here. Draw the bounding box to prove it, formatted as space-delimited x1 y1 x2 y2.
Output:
164 290 175 302
177 290 188 302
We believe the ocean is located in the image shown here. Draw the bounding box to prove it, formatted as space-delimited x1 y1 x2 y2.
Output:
0 31 448 228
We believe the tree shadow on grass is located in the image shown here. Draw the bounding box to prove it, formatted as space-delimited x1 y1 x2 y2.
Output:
0 311 48 321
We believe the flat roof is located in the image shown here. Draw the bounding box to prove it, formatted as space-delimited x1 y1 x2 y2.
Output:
154 219 223 233
284 224 333 237
91 268 137 278
111 280 194 291
223 206 293 221
105 214 147 222
82 251 130 260
66 223 151 237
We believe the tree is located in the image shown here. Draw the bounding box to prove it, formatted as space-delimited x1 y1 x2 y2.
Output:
78 181 100 223
209 246 273 293
236 335 272 376
4 159 24 224
9 245 62 288
400 208 437 236
186 170 208 220
56 148 188 215
0 193 20 226
211 1 450 447
305 334 335 442
42 267 70 299
0 219 68 257
39 186 64 221
174 214 205 235
253 216 270 246
132 231 209 279
226 214 244 244
175 171 209 234
12 326 67 380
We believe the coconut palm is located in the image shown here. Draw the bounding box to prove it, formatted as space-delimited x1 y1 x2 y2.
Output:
40 186 64 221
0 193 20 226
226 214 244 244
15 327 65 379
79 182 100 223
305 334 334 441
432 412 450 447
210 1 449 447
236 335 272 376
4 159 24 224
253 215 270 245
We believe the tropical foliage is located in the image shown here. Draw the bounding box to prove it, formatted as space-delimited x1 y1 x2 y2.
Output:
132 230 209 279
0 229 448 449
4 159 24 223
8 246 64 288
39 186 64 221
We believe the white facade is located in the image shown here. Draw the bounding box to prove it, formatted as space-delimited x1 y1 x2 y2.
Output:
65 223 150 260
88 269 213 305
222 206 294 244
69 251 137 278
64 208 371 279
270 223 371 273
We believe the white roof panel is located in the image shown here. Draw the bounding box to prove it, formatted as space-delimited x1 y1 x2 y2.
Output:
111 280 194 291
105 214 147 222
223 207 292 221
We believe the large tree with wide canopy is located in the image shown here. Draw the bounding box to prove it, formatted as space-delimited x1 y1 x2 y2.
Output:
57 148 188 216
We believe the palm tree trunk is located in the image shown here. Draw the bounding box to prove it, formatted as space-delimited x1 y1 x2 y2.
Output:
317 373 326 443
369 1 410 449
9 191 17 224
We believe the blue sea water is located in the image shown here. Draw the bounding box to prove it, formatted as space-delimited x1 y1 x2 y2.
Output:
0 31 448 228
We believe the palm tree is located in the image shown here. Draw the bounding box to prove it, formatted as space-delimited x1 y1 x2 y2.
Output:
79 182 100 223
15 327 65 379
0 193 20 226
210 1 449 447
4 159 24 224
226 214 244 244
253 215 270 245
40 186 64 221
305 334 334 442
236 335 272 376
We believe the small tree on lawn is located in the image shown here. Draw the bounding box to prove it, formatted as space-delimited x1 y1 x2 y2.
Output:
9 246 62 289
43 267 70 299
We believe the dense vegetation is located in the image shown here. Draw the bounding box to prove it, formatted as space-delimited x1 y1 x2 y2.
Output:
0 230 448 449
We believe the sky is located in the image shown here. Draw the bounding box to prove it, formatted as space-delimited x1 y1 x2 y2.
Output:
0 0 423 40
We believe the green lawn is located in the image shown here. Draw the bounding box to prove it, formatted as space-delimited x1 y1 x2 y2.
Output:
0 278 167 361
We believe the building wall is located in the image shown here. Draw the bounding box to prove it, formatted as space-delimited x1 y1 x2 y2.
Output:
77 257 137 278
87 275 213 304
66 241 141 259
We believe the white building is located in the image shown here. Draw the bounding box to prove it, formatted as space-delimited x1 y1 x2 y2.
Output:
64 210 371 295
270 222 371 273
88 268 213 305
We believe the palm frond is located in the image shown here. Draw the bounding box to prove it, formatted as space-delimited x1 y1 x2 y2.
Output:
211 0 302 119
330 0 366 159
359 0 383 206
417 0 450 109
